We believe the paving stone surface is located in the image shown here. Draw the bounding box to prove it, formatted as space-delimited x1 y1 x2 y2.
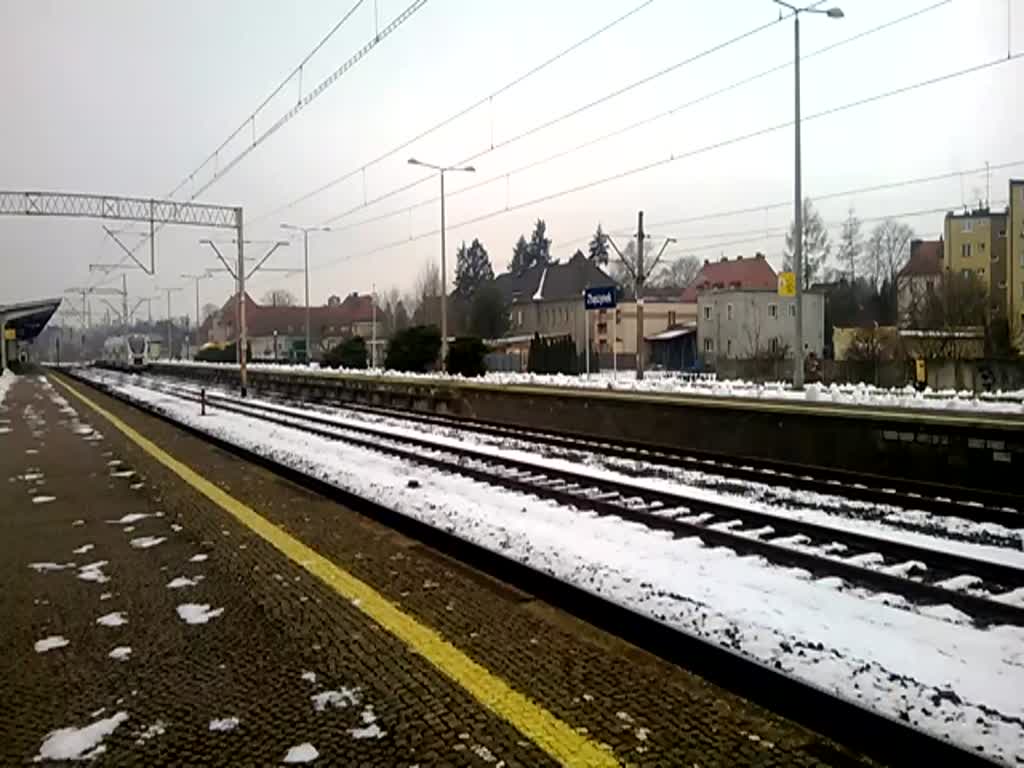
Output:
1 371 879 766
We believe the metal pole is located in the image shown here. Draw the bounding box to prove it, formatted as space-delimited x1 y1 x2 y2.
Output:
439 169 448 366
613 309 617 377
194 277 200 347
166 289 172 359
237 208 248 396
371 283 377 368
304 229 311 365
585 302 590 378
635 210 645 380
1 318 7 372
122 274 129 334
793 13 805 389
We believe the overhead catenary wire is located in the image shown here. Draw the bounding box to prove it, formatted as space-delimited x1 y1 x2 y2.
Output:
249 0 659 227
308 51 1024 274
317 0 954 240
314 6 820 229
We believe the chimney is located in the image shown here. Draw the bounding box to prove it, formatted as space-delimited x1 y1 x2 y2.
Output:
704 259 710 266
755 252 765 260
719 256 727 262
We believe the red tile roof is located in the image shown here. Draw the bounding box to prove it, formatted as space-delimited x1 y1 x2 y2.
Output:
210 292 376 338
680 254 777 302
898 240 943 278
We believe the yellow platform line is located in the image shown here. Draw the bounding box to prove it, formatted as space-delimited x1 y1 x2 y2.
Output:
54 376 618 767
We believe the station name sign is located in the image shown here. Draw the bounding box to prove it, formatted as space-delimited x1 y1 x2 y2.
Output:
583 286 617 310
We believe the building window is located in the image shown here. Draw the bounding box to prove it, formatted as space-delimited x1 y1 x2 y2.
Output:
615 310 621 323
770 338 778 354
962 219 974 233
768 303 778 319
979 241 986 252
998 228 1007 238
789 304 796 317
667 310 677 326
726 339 732 356
726 303 734 320
517 310 523 327
703 306 711 320
961 243 972 259
704 338 713 352
926 279 934 292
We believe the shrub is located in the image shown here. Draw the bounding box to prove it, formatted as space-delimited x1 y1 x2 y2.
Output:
385 325 441 373
323 336 367 369
446 337 488 377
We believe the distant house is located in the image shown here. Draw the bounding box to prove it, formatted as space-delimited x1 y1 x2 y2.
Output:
681 253 778 303
495 251 615 353
897 239 943 328
205 292 380 362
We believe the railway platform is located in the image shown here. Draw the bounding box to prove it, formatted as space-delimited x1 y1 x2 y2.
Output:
1 371 873 766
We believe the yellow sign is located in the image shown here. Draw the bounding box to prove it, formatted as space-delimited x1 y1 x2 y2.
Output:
915 358 926 382
3 328 15 340
778 271 796 296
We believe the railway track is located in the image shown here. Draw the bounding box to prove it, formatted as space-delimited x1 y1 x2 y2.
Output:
106 367 1024 527
94 371 1024 628
66 368 1011 768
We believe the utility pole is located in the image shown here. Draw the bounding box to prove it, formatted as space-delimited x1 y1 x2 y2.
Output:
280 223 330 365
635 211 646 380
180 272 212 357
371 283 377 368
121 274 129 335
603 211 674 381
237 209 247 395
773 0 844 388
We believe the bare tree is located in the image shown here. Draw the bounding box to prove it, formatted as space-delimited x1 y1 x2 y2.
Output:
653 255 701 290
836 208 863 282
412 259 442 326
200 302 219 323
261 289 297 307
861 219 914 287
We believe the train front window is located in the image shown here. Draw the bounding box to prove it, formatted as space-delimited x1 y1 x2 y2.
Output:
128 337 146 354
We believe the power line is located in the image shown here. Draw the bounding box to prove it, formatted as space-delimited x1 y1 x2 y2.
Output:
166 0 369 202
319 0 953 239
315 7 806 229
308 52 1023 273
250 0 659 228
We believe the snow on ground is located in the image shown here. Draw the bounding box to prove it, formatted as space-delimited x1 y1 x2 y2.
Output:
29 562 75 573
107 512 151 525
282 743 319 763
208 717 239 732
0 368 14 407
108 646 132 661
72 544 95 555
170 381 1024 568
129 536 166 549
96 612 127 627
86 370 1024 764
349 706 385 740
188 553 209 563
35 711 129 761
78 561 110 583
311 688 361 712
166 575 203 589
163 360 1024 415
34 636 69 653
31 495 56 505
176 603 223 624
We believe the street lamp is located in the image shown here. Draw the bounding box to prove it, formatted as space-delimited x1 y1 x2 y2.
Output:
773 0 843 389
408 157 476 365
280 223 331 365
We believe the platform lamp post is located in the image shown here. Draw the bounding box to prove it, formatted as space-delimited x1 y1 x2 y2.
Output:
407 157 476 365
773 0 843 389
180 271 213 359
280 223 331 365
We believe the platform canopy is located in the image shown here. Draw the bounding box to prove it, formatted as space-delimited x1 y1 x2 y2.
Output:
1 297 62 368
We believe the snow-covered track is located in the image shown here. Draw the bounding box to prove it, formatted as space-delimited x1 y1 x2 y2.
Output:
103 374 1024 629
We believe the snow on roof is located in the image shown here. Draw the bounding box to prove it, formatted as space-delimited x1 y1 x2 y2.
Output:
532 267 548 301
645 327 696 342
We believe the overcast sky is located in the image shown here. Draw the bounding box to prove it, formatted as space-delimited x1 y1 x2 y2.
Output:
2 0 1022 321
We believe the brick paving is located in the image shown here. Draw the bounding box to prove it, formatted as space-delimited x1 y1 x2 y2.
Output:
2 371 880 766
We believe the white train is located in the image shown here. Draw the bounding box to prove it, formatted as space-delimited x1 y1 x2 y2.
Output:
101 334 159 370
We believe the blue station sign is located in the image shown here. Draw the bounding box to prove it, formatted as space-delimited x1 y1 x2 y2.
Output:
583 286 617 311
